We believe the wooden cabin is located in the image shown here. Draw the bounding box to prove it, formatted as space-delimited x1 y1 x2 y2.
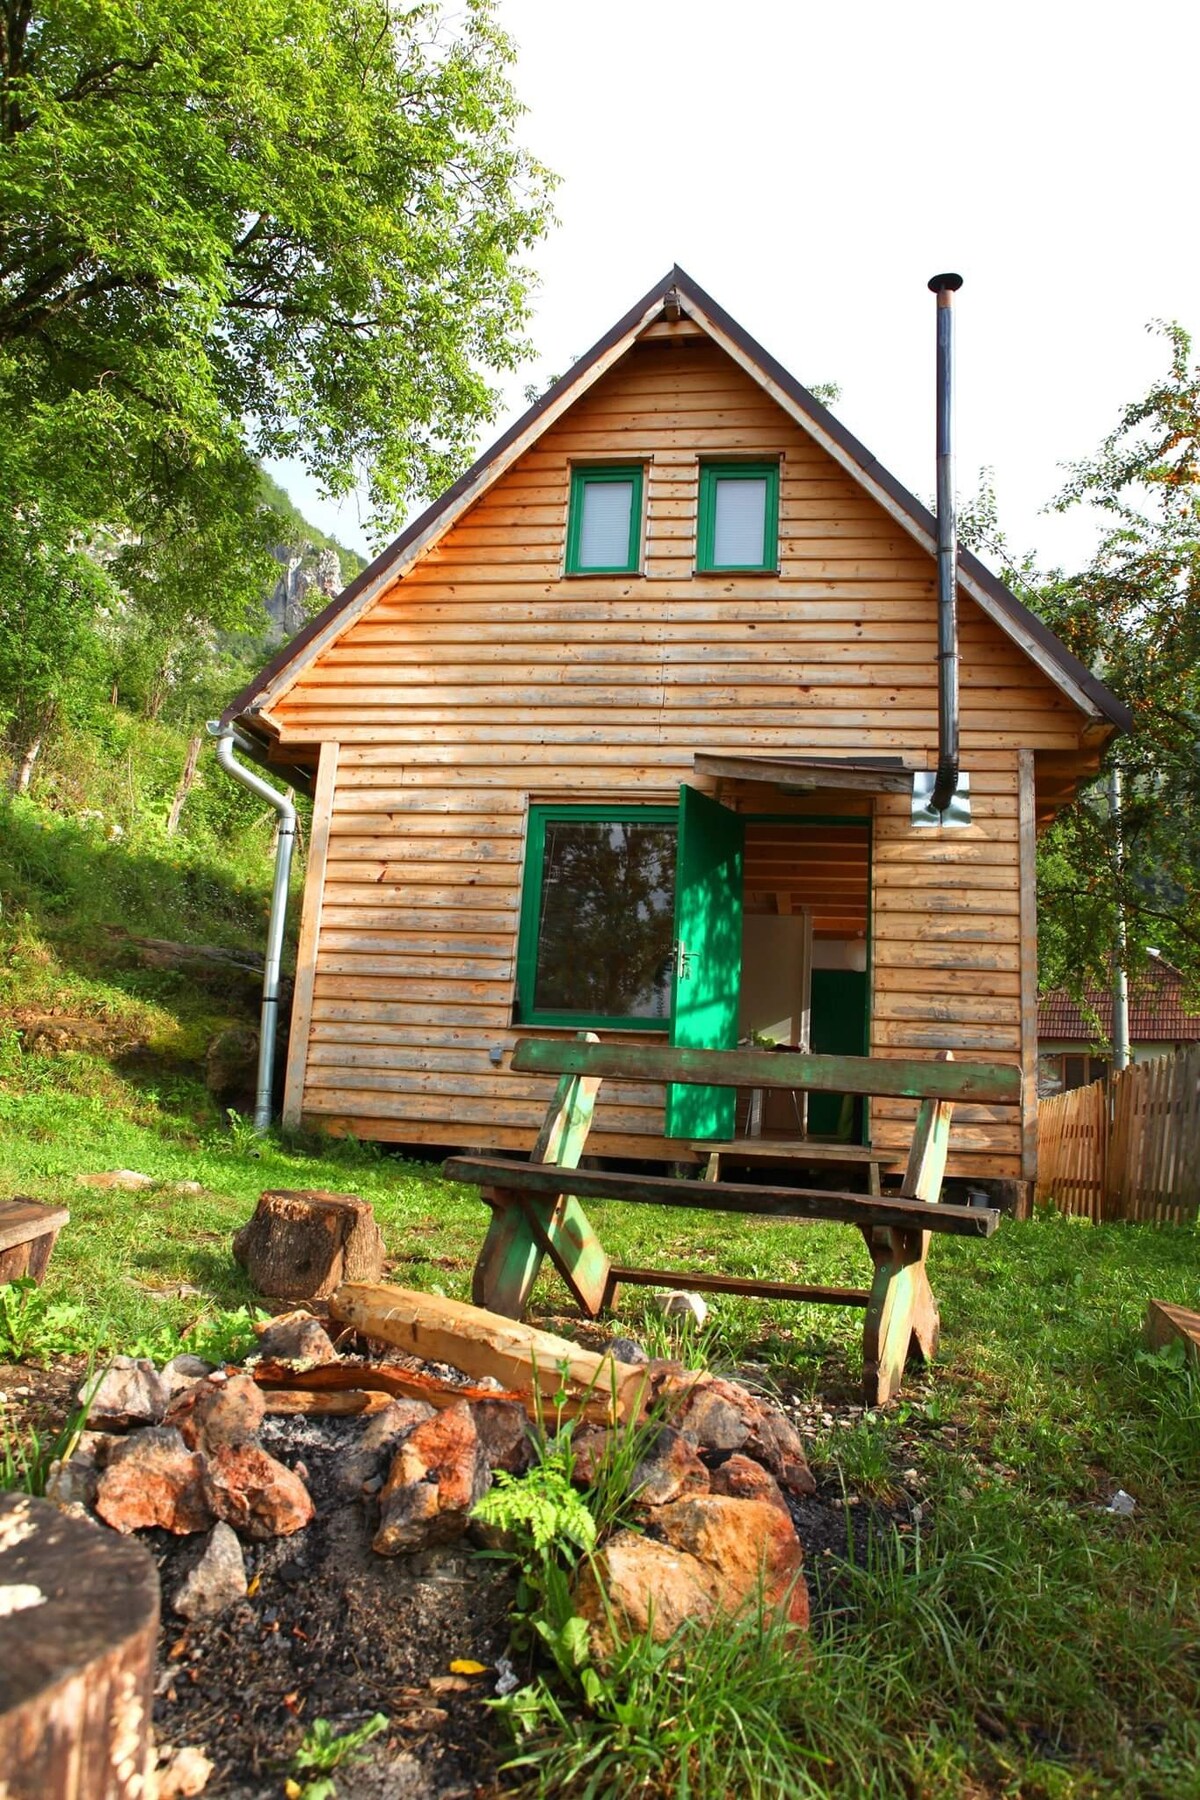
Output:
222 267 1128 1205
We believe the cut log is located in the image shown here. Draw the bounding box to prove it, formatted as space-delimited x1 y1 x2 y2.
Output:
0 1199 69 1285
260 1388 394 1418
253 1357 533 1416
329 1281 650 1421
0 1493 160 1799
233 1190 386 1301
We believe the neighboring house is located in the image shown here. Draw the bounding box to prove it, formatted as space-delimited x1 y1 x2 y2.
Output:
1038 954 1200 1094
221 266 1129 1204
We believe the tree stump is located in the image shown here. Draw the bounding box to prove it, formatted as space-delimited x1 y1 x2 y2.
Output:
0 1199 69 1285
0 1493 159 1799
232 1189 386 1300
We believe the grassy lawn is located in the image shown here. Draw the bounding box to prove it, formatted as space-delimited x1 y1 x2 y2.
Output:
2 1039 1198 1798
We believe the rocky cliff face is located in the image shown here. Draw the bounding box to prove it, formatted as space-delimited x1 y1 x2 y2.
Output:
264 542 343 641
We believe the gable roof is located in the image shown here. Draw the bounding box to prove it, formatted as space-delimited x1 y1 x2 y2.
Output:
1039 957 1200 1044
222 265 1131 736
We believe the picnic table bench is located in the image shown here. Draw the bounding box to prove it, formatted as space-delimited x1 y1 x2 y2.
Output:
444 1038 1020 1404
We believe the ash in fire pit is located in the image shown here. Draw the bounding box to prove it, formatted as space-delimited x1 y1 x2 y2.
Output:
42 1279 850 1796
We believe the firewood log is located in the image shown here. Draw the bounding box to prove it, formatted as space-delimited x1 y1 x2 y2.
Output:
328 1281 651 1421
232 1189 385 1301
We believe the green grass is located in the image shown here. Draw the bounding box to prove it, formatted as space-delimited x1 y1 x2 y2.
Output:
4 1047 1196 1797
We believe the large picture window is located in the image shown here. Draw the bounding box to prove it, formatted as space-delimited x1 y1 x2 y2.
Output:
516 805 678 1028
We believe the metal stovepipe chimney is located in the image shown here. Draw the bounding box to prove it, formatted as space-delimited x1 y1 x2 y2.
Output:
928 272 963 816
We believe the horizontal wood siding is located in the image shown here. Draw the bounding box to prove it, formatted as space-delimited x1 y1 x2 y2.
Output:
270 335 1076 1174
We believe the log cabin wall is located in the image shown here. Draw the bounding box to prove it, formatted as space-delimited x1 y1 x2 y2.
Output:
268 331 1080 1181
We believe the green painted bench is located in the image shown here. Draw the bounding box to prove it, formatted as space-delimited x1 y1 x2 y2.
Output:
444 1038 1020 1405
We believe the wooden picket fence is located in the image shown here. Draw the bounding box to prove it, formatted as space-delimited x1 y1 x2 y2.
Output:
1036 1044 1200 1225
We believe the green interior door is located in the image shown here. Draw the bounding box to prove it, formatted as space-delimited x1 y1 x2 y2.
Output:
808 968 869 1139
665 786 745 1140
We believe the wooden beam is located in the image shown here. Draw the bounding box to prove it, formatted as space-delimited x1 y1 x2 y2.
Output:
693 753 914 795
443 1157 1000 1238
251 1357 530 1413
1018 749 1040 1188
510 1038 1022 1105
328 1281 651 1420
605 1266 871 1307
472 1033 609 1318
1145 1299 1200 1366
0 1200 68 1254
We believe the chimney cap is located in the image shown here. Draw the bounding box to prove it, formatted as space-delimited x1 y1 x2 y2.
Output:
928 272 964 294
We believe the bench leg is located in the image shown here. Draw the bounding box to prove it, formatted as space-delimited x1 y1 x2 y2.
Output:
861 1226 941 1406
471 1047 611 1318
472 1189 611 1319
473 1194 546 1317
519 1191 610 1319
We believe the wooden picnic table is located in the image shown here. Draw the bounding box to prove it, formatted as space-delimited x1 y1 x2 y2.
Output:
445 1037 1019 1404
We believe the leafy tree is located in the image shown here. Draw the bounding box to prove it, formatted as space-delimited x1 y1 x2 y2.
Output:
0 0 552 528
1010 327 1200 994
0 0 552 765
0 505 115 787
107 458 281 724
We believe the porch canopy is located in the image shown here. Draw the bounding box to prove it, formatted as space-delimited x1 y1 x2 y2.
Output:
692 753 914 795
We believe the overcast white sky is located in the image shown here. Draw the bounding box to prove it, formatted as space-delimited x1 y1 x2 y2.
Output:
275 0 1200 573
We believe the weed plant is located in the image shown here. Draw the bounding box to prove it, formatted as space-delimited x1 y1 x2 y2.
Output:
288 1712 389 1800
0 1379 92 1496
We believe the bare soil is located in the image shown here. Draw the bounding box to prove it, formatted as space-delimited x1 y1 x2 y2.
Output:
2 1356 918 1798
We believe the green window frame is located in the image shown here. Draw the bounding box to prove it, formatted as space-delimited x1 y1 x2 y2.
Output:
564 465 644 575
696 461 780 572
515 803 678 1030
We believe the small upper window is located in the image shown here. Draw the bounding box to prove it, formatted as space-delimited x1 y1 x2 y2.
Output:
697 462 780 572
565 465 644 574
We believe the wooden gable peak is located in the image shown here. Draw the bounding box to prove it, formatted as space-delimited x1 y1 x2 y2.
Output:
221 265 1130 738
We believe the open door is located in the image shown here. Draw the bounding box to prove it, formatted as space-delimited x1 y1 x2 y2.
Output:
665 786 745 1140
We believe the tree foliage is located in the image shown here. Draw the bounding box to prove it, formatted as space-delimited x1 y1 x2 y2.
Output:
0 0 551 758
0 0 551 524
1032 326 1200 993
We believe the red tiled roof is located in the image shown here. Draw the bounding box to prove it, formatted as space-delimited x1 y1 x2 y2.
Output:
1038 958 1200 1043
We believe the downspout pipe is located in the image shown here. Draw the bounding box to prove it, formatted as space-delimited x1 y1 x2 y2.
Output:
928 272 964 815
1109 764 1130 1071
207 720 297 1133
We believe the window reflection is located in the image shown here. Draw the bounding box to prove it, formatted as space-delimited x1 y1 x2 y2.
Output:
533 820 676 1019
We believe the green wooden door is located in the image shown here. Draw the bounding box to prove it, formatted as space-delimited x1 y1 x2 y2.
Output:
808 968 869 1139
665 786 745 1140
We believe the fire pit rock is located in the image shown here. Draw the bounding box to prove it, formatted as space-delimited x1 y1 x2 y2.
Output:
170 1523 248 1621
94 1427 212 1536
335 1397 437 1499
373 1402 491 1556
165 1372 266 1453
576 1492 809 1657
80 1355 171 1431
203 1442 314 1541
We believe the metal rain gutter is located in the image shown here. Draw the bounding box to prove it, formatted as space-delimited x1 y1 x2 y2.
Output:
207 720 297 1133
913 272 971 828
